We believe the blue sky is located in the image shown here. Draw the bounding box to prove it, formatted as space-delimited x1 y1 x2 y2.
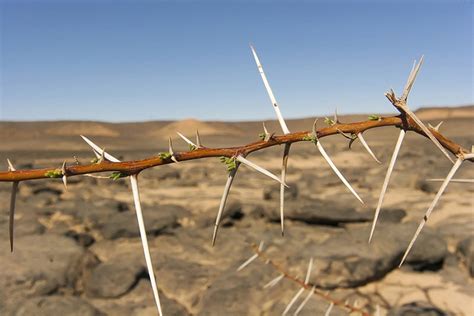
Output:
0 0 472 122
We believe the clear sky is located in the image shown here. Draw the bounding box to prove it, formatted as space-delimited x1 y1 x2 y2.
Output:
0 0 472 122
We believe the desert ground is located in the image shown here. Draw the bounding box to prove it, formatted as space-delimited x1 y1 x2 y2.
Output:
0 106 473 316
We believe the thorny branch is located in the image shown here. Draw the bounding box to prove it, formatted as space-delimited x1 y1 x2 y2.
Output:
0 115 471 182
2 46 473 316
243 243 372 316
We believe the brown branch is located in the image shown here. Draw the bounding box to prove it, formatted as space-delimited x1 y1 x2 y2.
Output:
250 243 372 316
0 115 470 182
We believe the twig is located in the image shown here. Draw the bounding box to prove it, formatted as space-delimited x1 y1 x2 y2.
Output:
248 243 371 316
1 116 470 183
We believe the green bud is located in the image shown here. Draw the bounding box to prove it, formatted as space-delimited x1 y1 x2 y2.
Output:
302 133 317 144
158 152 172 160
368 114 381 121
44 169 63 178
324 117 335 126
219 156 237 172
109 171 126 180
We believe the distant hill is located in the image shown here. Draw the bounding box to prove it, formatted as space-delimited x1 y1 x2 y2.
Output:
414 105 474 120
0 105 471 152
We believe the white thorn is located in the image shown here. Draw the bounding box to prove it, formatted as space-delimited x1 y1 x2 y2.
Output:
237 241 264 272
334 107 339 123
212 165 240 246
316 141 364 204
99 148 106 163
403 107 454 163
304 257 313 285
282 288 305 316
7 159 16 171
177 132 197 148
168 138 179 163
369 129 405 243
428 121 443 132
324 302 334 316
80 135 120 162
9 181 18 252
463 152 474 160
280 144 291 236
263 122 269 136
293 285 315 316
7 159 17 252
92 149 101 159
250 45 290 134
236 155 288 187
264 274 285 289
61 161 68 190
130 175 163 316
357 133 381 164
375 304 381 316
236 254 258 272
262 122 273 142
62 176 68 190
80 136 161 314
196 130 202 148
427 178 474 183
399 157 463 267
401 55 424 101
312 118 318 137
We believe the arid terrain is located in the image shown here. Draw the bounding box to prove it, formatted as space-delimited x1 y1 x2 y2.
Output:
0 106 473 316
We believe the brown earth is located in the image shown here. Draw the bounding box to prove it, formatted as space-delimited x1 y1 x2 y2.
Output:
0 105 472 315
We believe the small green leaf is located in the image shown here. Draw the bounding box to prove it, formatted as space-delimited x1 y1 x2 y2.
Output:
109 171 126 180
158 152 172 160
302 133 317 144
90 157 99 164
368 114 381 121
44 169 63 178
258 133 266 140
219 156 237 172
324 117 335 126
188 144 197 151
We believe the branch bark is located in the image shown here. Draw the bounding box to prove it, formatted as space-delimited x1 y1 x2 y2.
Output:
1 115 470 182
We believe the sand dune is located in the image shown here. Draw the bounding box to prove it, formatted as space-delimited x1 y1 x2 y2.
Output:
415 105 474 120
45 122 120 137
149 118 244 139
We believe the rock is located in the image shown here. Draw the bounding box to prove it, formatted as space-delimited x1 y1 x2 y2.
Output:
263 183 298 200
0 235 85 308
259 198 371 226
285 199 370 225
11 296 103 316
131 295 191 316
379 208 406 223
276 222 447 288
0 217 45 240
197 202 244 228
100 204 189 239
457 236 474 276
388 301 447 316
155 257 213 310
84 260 144 298
65 230 95 247
416 179 438 194
196 263 274 315
157 169 181 180
405 228 448 271
32 186 63 196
